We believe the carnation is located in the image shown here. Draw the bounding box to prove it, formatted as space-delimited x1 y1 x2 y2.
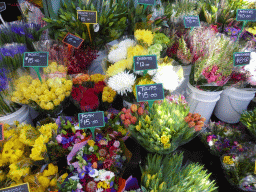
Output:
108 71 136 96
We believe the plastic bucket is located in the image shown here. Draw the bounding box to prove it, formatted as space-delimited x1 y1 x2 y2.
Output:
173 65 191 95
88 50 107 75
214 87 256 124
186 82 223 124
0 105 33 125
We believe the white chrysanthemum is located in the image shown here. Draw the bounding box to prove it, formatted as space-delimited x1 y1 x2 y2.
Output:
108 46 127 63
244 52 256 85
118 39 136 49
152 65 181 91
147 69 157 76
108 39 136 63
108 71 136 96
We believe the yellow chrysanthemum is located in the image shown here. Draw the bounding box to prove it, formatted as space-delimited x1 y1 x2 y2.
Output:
134 29 154 46
106 59 128 77
133 77 155 98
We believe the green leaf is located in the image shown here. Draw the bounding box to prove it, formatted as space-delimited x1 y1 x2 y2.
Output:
109 22 114 26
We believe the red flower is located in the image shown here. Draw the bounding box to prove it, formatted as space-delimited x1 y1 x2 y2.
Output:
80 88 99 111
88 154 98 163
167 42 179 57
94 81 106 94
103 159 114 170
71 86 85 102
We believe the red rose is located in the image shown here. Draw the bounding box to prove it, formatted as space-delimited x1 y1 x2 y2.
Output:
94 81 106 94
80 88 99 111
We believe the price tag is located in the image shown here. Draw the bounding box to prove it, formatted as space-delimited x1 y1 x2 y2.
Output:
236 9 256 21
136 83 164 102
62 33 84 49
0 183 30 192
233 52 251 66
23 52 48 67
138 0 155 6
134 55 157 71
0 2 6 12
184 16 201 28
0 123 3 141
77 10 97 24
78 111 105 139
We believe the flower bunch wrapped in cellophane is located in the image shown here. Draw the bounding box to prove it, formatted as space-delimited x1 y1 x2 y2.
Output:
0 121 63 189
221 146 256 191
10 68 72 114
201 121 248 156
241 108 256 141
126 95 206 154
140 152 218 192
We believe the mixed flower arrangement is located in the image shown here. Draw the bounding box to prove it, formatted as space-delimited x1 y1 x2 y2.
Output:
241 108 256 140
201 121 247 156
121 95 205 154
61 133 128 192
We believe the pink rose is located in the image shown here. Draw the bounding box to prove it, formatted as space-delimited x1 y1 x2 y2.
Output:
113 141 120 148
207 135 213 142
56 135 63 143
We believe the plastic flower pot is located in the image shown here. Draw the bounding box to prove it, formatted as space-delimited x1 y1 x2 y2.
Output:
0 105 33 125
186 82 223 124
214 87 256 124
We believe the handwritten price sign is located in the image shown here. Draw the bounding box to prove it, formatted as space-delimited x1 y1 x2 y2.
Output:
184 16 200 28
23 52 48 67
237 9 256 21
233 52 251 66
0 183 30 192
134 55 157 71
62 33 84 49
136 83 164 102
77 10 97 24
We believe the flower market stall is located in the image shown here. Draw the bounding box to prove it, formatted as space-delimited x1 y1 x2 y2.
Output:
0 0 256 191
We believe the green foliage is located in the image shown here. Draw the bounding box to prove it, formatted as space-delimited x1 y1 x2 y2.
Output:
41 0 129 49
241 108 256 139
141 152 218 192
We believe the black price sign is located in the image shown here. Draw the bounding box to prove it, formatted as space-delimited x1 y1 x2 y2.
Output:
0 2 6 12
0 123 3 141
134 55 157 71
78 111 105 129
63 33 84 49
237 9 256 21
136 83 164 102
23 52 48 67
77 10 97 24
184 16 200 28
233 52 251 66
138 0 155 5
0 183 30 192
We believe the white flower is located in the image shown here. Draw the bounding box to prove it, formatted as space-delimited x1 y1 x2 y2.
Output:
147 69 157 76
115 121 120 125
224 130 232 136
108 46 127 63
152 65 182 91
94 170 106 182
108 71 136 96
89 146 94 152
98 171 115 181
70 174 79 180
244 52 256 85
89 169 99 178
209 140 214 147
96 189 104 192
113 155 121 159
77 183 83 189
118 39 136 49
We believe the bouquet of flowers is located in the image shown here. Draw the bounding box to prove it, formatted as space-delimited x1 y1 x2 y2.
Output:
189 25 241 91
71 73 116 112
0 121 65 189
201 121 248 156
121 95 205 154
60 133 128 192
221 148 256 191
106 31 183 102
227 51 256 91
241 108 256 140
140 152 218 192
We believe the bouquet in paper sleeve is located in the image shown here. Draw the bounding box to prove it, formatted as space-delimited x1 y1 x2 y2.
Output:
121 95 205 154
241 107 256 140
60 133 128 192
201 121 247 156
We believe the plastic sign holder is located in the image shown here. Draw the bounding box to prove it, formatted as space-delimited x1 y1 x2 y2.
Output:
78 111 105 140
23 52 49 82
77 10 98 43
138 0 155 12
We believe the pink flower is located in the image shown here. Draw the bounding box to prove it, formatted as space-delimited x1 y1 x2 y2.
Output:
113 141 120 148
207 135 213 142
56 135 62 143
99 140 108 145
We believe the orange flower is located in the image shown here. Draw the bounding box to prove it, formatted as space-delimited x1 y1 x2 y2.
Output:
196 121 204 126
92 162 97 169
130 104 138 113
184 116 191 123
200 117 206 122
187 113 192 117
188 121 196 128
194 125 202 131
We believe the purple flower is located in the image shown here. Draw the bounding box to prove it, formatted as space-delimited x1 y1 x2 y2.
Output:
104 116 108 123
79 171 86 179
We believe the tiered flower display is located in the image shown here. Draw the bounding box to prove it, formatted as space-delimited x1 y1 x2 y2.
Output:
121 95 205 154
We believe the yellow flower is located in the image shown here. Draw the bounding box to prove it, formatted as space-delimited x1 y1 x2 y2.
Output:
38 175 50 188
133 77 155 98
88 140 95 147
45 102 54 110
59 94 65 101
97 181 104 188
127 45 148 59
106 59 128 77
53 99 61 106
103 181 110 189
160 135 169 145
145 115 151 124
134 29 154 46
50 178 57 186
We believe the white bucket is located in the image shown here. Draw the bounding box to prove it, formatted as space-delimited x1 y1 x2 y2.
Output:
0 105 33 125
214 87 256 124
173 65 191 95
186 82 223 124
